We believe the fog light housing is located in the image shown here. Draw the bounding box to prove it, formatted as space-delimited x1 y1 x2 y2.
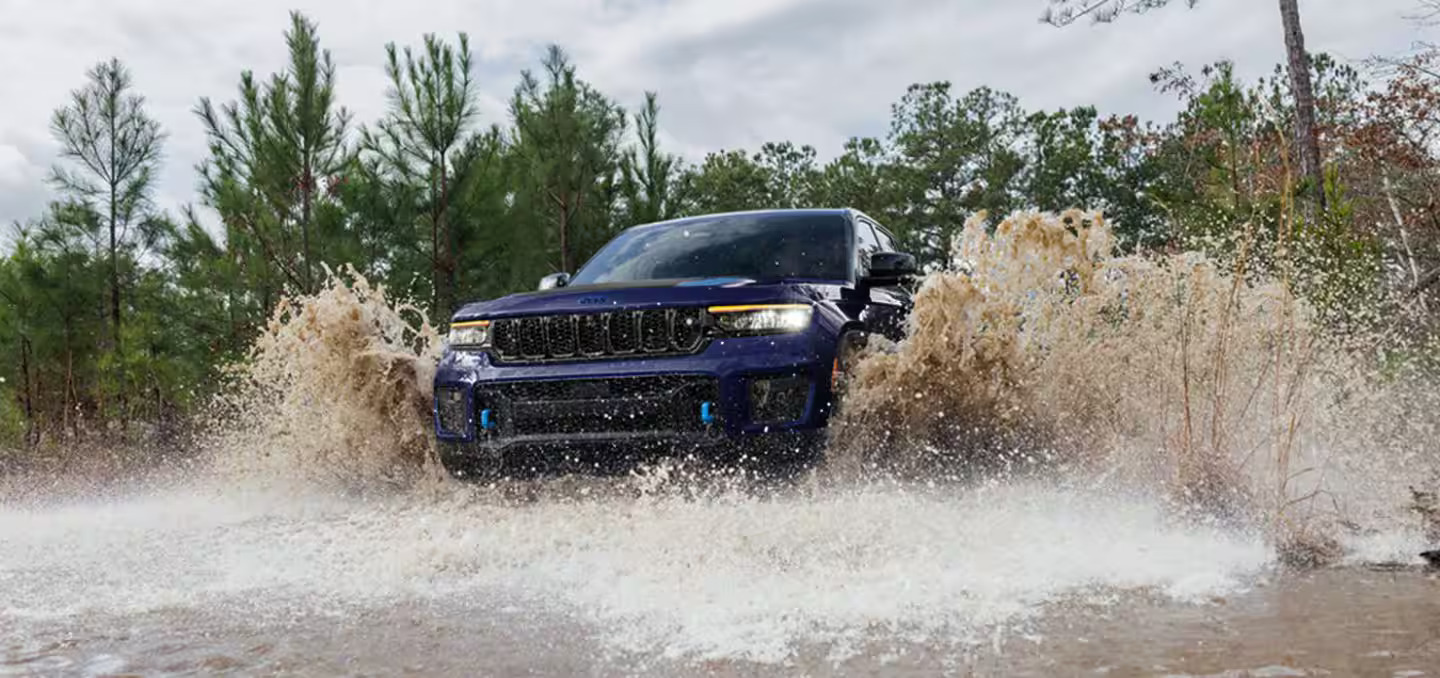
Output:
748 374 810 425
436 386 469 435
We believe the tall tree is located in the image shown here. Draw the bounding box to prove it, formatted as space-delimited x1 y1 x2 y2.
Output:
197 11 349 310
1277 0 1325 217
197 70 288 313
510 46 627 273
618 92 680 226
1043 0 1327 217
811 137 899 215
4 211 108 437
362 31 479 317
267 11 350 293
49 58 165 425
888 83 1027 264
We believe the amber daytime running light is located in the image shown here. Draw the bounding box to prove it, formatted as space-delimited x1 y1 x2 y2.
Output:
447 319 491 348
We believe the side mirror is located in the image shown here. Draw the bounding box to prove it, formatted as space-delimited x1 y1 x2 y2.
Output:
863 252 918 286
538 272 572 291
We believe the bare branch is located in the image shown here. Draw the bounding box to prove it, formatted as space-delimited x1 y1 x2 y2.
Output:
1042 0 1198 26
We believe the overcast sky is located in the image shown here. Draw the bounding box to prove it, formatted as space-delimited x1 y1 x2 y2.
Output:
0 0 1433 228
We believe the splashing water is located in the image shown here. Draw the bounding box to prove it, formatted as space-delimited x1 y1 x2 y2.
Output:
198 265 445 491
0 479 1273 669
4 213 1439 674
832 211 1437 558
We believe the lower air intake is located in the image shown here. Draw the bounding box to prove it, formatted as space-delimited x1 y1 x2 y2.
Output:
749 374 811 425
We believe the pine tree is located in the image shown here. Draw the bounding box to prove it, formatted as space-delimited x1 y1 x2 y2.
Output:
619 92 680 226
49 58 165 427
510 46 627 273
267 11 350 293
197 11 349 309
361 31 479 317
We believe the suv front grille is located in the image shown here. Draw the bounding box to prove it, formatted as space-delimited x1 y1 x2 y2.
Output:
491 309 709 364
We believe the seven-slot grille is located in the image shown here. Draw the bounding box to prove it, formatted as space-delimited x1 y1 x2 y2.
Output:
491 309 706 363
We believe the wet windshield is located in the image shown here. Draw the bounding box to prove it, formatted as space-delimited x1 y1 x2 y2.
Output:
569 213 852 285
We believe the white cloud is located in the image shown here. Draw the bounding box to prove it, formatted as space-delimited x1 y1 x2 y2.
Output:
0 0 1429 227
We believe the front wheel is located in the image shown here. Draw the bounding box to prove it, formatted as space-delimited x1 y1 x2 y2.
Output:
829 329 870 418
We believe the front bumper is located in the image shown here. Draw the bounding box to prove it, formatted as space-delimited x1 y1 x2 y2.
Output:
432 331 836 452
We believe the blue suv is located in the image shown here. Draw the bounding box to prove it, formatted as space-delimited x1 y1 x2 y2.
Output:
433 208 916 479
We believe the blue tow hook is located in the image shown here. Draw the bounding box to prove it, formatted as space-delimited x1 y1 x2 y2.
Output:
480 408 496 431
700 402 716 425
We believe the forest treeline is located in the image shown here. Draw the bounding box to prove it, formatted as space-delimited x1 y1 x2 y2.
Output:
3 10 1440 447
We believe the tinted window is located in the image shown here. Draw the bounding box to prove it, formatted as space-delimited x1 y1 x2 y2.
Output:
570 213 852 285
855 219 882 277
871 221 898 253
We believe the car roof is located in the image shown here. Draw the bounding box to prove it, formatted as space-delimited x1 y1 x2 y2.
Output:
625 208 860 232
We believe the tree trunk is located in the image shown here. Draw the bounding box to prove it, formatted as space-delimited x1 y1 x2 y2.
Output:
438 153 455 316
150 341 161 427
559 206 571 274
1278 0 1326 219
553 189 573 274
431 154 442 318
20 335 34 447
63 326 74 438
1408 264 1440 299
109 130 126 431
301 160 314 294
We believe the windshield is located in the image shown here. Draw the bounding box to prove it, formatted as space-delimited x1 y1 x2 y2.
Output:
570 213 852 285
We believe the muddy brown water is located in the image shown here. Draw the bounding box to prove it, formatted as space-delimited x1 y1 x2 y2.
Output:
3 476 1437 677
5 568 1438 676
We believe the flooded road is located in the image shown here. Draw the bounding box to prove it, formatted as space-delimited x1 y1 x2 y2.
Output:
4 475 1436 676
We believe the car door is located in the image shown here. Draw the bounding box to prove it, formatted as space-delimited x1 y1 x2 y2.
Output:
854 216 913 343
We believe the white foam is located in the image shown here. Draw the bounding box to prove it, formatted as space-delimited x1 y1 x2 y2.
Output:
1338 527 1430 566
1 479 1274 663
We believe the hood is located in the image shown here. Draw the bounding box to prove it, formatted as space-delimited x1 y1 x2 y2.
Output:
450 277 838 321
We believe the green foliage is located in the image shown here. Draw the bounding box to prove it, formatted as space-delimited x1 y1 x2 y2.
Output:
196 10 351 306
49 57 167 427
888 84 1028 262
1287 171 1384 331
2 10 1431 444
619 92 682 226
679 149 778 214
510 46 628 274
361 30 477 315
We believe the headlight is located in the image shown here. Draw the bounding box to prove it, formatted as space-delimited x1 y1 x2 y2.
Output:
708 304 813 336
447 320 491 348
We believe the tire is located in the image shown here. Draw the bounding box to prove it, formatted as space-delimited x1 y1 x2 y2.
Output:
829 329 870 418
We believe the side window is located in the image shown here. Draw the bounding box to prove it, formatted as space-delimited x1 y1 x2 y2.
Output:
854 218 882 277
872 223 897 253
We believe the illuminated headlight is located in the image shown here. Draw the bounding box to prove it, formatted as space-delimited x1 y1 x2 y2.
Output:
447 320 491 349
709 304 813 336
